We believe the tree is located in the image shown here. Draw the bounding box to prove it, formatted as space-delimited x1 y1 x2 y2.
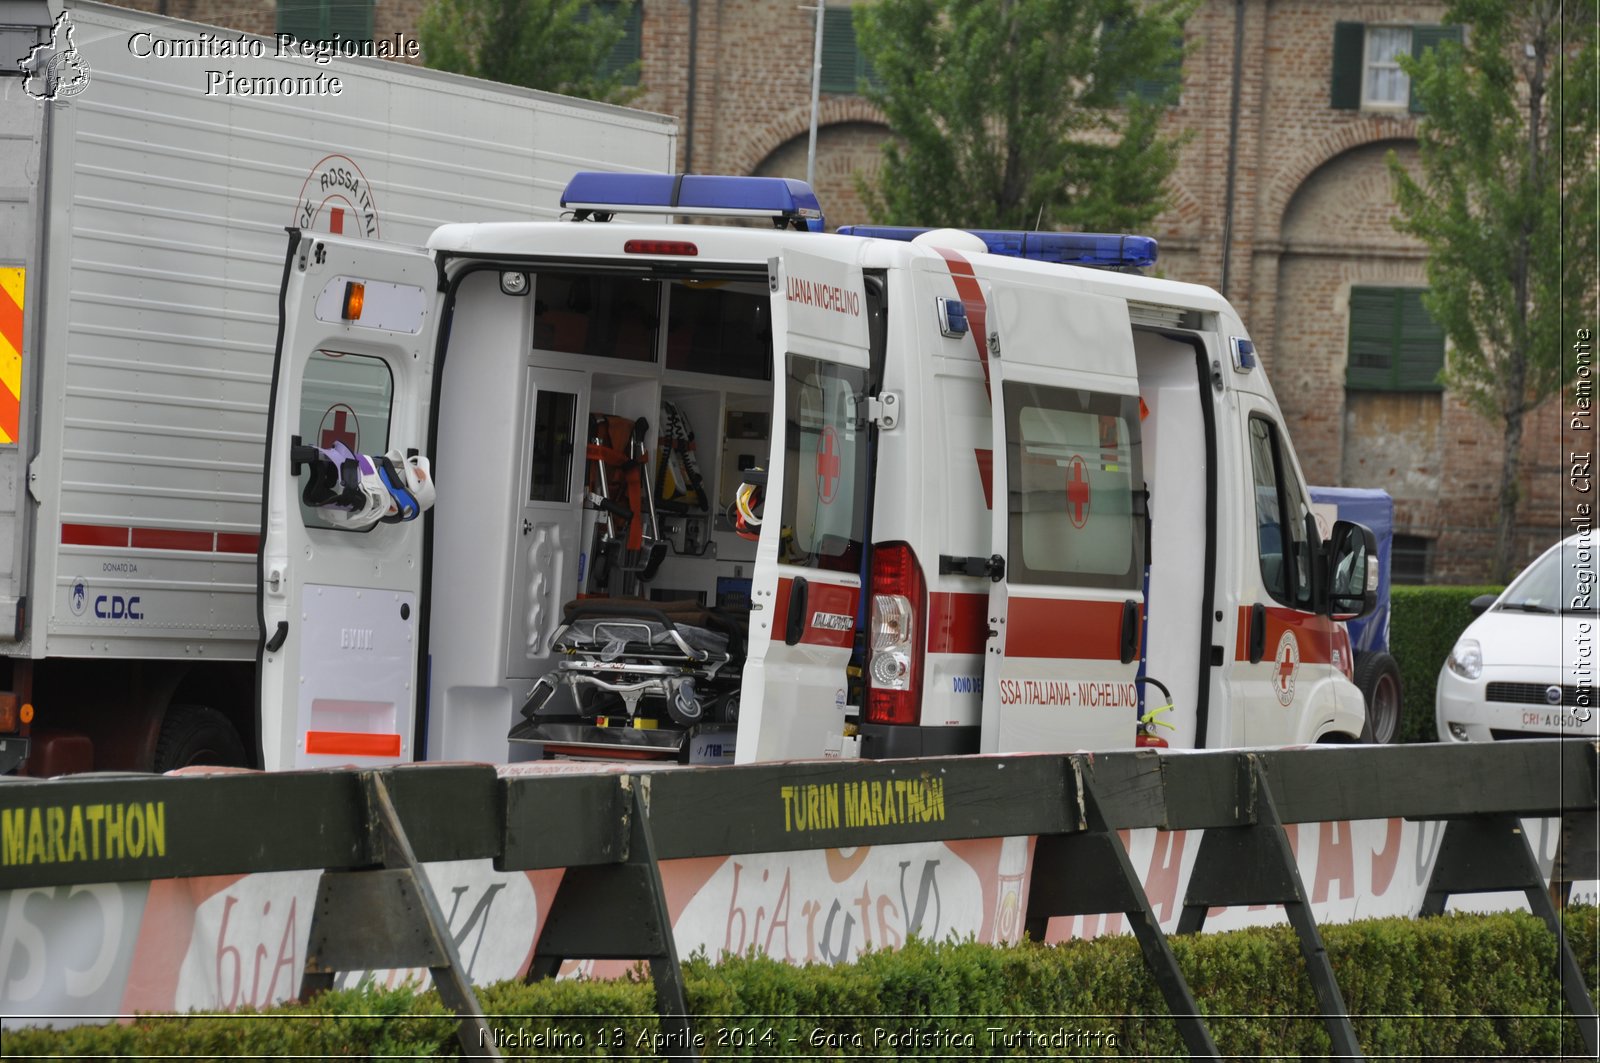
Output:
1388 0 1598 581
854 0 1193 232
418 0 639 104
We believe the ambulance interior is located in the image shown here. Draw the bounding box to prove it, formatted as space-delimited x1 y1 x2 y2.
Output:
426 263 828 763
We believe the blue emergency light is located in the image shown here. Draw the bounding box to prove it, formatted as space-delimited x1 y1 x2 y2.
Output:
835 225 1158 270
561 172 826 232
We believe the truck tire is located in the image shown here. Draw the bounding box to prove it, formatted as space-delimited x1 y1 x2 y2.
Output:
153 704 248 771
1354 651 1403 745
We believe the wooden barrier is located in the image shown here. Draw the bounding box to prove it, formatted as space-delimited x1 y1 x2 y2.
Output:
1 741 1595 1060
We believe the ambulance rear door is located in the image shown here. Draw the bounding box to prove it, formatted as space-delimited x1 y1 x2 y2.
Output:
736 247 872 763
258 232 441 771
979 273 1146 753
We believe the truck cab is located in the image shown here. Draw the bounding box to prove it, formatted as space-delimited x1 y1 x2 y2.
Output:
257 173 1377 770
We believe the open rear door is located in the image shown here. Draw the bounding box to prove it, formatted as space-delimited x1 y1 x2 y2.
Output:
978 275 1145 753
736 248 872 763
258 232 441 770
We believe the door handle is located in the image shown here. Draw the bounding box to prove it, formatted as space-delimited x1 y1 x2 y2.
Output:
1248 602 1267 664
785 577 808 647
265 621 288 653
1119 599 1140 664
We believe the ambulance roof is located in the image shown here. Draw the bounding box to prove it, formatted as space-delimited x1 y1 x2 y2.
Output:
425 220 1236 319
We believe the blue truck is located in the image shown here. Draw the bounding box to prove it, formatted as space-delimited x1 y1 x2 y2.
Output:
1311 487 1402 743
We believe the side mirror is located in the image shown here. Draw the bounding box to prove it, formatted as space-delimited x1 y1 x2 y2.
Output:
1468 593 1498 617
1326 519 1379 620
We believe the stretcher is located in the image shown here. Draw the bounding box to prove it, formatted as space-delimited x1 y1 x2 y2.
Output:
508 598 745 760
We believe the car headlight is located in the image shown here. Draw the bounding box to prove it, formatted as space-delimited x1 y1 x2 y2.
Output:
1446 638 1483 680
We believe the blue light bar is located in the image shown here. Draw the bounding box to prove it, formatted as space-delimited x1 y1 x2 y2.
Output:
561 172 825 232
836 225 1159 269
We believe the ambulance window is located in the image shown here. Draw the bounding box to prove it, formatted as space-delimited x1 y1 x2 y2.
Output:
1248 416 1314 608
297 350 393 531
1002 383 1144 590
664 281 773 380
529 389 578 503
780 355 868 572
532 272 659 363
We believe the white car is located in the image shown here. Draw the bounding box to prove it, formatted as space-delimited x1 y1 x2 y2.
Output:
1437 533 1600 742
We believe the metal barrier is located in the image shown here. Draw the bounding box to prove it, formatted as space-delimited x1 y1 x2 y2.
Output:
1 740 1595 1060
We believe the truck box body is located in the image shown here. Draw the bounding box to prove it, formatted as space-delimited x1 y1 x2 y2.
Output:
0 0 675 770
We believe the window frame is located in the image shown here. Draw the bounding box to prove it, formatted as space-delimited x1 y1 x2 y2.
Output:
1360 25 1412 110
778 354 871 573
1248 416 1315 611
1001 382 1146 592
297 348 395 533
1331 21 1463 112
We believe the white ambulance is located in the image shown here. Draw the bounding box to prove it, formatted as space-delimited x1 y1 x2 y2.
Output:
260 172 1379 770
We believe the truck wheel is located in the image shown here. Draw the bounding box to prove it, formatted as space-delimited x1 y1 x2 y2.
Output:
153 704 248 771
1354 652 1403 745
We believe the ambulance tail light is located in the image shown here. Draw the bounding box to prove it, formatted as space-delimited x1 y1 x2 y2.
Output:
866 542 926 726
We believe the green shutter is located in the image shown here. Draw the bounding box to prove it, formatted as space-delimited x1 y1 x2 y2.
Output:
1346 287 1395 389
1330 21 1364 109
327 0 372 41
1347 287 1444 391
276 0 325 39
819 8 859 93
597 2 642 84
1394 289 1445 388
277 0 371 40
1132 37 1184 104
1408 24 1462 113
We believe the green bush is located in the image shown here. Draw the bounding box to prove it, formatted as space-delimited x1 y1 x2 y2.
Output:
1391 584 1502 742
5 909 1595 1059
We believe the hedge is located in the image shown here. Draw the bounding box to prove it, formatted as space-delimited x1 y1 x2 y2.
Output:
5 908 1595 1059
1390 583 1502 743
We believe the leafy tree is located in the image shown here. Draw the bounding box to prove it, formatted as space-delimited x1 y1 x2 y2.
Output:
1389 0 1598 581
854 0 1193 231
418 0 639 104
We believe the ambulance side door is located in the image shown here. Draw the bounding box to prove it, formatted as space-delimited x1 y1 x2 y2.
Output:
979 275 1145 753
1234 400 1345 743
258 232 440 771
737 248 872 763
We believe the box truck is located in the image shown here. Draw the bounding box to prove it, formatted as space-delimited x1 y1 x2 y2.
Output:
0 0 676 773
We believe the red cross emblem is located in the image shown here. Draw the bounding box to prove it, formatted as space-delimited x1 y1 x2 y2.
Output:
1273 629 1299 706
1066 455 1090 528
817 426 841 504
319 404 359 451
328 206 345 235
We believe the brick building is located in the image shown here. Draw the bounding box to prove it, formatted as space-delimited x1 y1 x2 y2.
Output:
104 0 1576 583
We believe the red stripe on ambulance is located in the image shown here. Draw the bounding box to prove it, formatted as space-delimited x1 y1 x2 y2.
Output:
773 576 857 649
1005 598 1140 661
927 591 988 654
933 247 993 398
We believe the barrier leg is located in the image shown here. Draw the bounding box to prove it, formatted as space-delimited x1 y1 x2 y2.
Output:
526 777 695 1059
1420 813 1598 1057
298 772 502 1059
1175 756 1362 1061
1025 769 1221 1059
